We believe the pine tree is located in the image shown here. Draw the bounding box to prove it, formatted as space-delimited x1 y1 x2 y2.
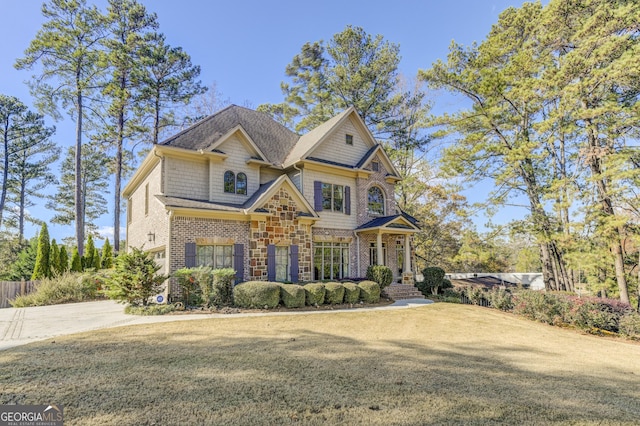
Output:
101 238 114 268
49 239 60 276
8 237 38 280
58 245 69 273
70 247 83 272
31 223 51 280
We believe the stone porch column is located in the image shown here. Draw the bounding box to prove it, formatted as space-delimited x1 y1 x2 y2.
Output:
404 234 411 273
376 232 383 266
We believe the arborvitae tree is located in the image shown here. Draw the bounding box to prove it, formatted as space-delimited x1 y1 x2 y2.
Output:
92 246 101 270
70 247 83 272
101 238 114 268
49 239 60 276
58 245 69 274
31 223 51 280
83 234 95 269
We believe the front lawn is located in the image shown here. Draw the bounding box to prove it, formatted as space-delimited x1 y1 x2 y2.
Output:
1 304 639 425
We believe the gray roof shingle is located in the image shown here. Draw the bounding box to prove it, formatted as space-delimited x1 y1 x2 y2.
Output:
160 105 300 165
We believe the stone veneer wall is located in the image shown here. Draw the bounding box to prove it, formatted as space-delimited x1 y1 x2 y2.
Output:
249 188 313 281
169 216 250 299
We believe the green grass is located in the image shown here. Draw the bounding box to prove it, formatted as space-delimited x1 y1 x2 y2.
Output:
1 304 639 425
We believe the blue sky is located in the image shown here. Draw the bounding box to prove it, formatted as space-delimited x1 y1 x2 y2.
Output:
0 0 536 245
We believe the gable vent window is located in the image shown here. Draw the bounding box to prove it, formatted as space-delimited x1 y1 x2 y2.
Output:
371 161 379 172
346 134 353 145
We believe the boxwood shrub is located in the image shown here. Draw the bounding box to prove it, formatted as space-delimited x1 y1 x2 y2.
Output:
358 280 380 303
279 283 306 308
324 282 345 304
233 281 280 309
304 283 325 306
342 282 360 304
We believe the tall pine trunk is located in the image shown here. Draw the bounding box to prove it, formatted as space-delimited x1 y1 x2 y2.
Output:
0 118 9 229
75 77 85 256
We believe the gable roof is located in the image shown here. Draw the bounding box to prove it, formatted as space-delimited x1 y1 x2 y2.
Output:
160 105 299 165
356 214 420 233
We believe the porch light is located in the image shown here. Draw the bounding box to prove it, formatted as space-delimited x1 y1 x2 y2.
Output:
147 232 155 243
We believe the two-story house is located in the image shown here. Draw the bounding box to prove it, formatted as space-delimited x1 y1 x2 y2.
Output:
123 105 419 302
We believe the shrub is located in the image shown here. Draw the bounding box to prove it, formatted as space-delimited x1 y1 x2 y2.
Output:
488 287 514 311
417 267 446 296
174 268 204 306
512 291 569 325
342 282 360 304
304 283 325 306
441 288 462 303
324 282 345 304
102 247 168 306
211 268 236 306
125 304 176 315
570 300 619 333
358 280 380 303
279 284 306 308
233 281 280 309
366 265 393 290
462 286 488 306
11 272 101 307
619 313 640 340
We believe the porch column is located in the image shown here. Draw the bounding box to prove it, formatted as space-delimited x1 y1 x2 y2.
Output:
376 232 383 266
404 234 411 273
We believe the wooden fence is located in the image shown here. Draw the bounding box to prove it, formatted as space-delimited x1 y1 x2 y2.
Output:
0 280 37 309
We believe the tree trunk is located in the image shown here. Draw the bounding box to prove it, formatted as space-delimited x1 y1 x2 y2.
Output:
114 107 124 253
75 80 84 256
0 118 9 229
153 91 160 144
18 176 26 244
585 119 629 304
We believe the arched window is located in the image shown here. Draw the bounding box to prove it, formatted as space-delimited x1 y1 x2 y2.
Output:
236 173 247 195
224 171 235 193
368 186 384 215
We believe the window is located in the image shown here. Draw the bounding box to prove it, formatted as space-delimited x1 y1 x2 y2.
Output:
371 161 379 172
368 186 385 215
236 173 247 195
370 242 387 266
144 183 149 216
127 198 132 224
275 246 290 282
346 134 353 145
196 245 233 268
322 183 344 212
314 242 349 280
224 171 235 193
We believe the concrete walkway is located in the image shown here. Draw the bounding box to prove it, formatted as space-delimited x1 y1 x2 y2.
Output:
0 299 433 351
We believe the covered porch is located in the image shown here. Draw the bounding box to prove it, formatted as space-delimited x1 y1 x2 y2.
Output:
355 215 420 285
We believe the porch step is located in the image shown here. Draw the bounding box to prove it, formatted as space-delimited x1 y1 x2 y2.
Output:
382 284 425 300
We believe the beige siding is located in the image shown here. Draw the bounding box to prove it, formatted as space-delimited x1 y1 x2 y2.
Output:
308 116 372 166
211 135 260 204
287 170 302 193
260 167 282 185
127 162 169 264
165 156 208 200
303 168 357 229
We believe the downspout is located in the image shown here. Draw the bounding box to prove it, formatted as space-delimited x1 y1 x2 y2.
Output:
354 230 360 278
166 209 173 302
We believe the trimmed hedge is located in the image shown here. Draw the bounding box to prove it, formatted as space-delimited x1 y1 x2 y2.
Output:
324 282 345 304
358 280 380 303
366 265 393 291
304 283 326 306
279 284 306 308
342 282 360 304
233 281 280 309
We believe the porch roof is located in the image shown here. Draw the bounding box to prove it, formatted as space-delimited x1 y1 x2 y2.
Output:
355 214 420 233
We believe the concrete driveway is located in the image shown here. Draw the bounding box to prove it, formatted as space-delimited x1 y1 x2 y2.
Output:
0 298 432 351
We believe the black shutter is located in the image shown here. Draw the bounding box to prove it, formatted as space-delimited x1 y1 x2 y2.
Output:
344 186 351 215
185 242 196 268
314 181 323 211
233 243 244 283
267 244 276 281
290 245 299 283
